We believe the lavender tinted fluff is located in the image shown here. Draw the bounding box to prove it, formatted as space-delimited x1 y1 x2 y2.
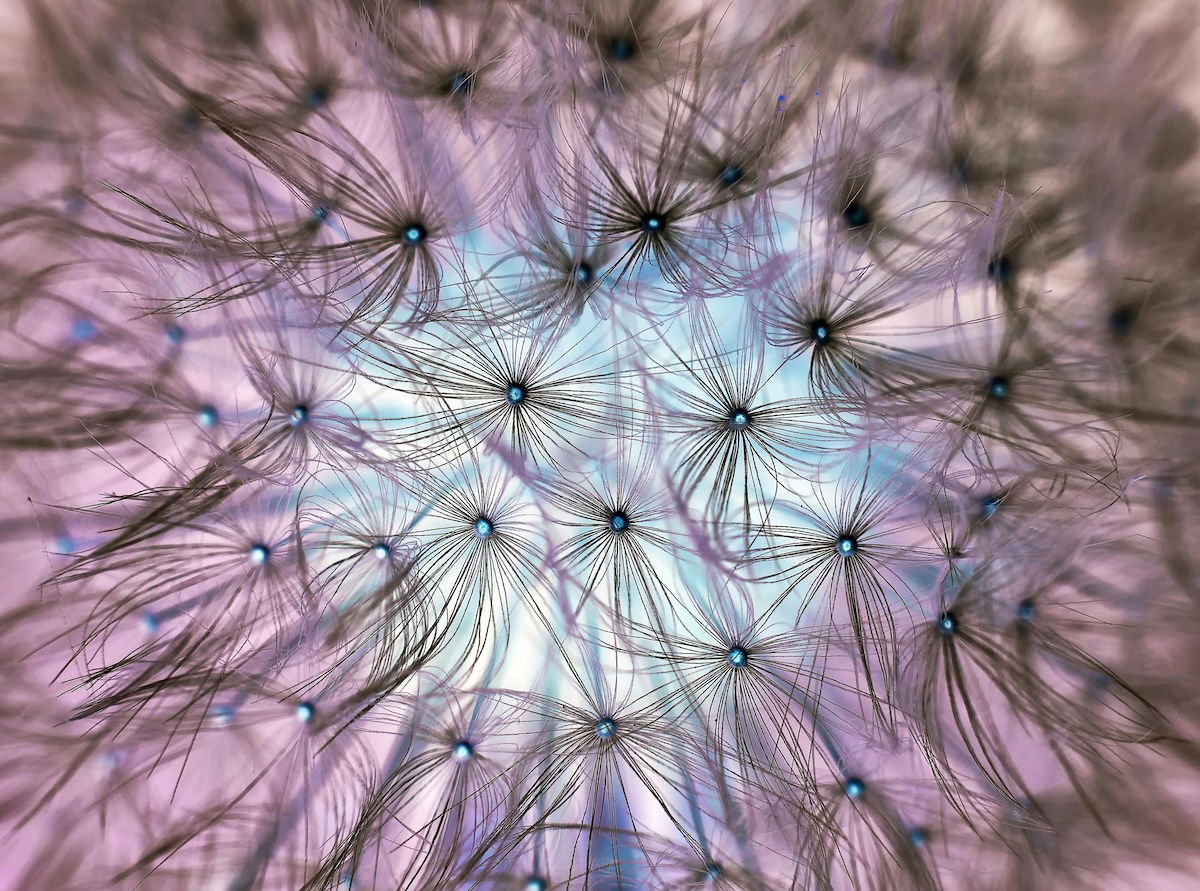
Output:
0 0 1199 888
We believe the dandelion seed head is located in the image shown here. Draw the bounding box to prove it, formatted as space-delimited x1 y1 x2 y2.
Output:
7 1 1191 882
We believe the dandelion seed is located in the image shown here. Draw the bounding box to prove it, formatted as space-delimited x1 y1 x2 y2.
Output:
987 255 1014 282
641 213 665 232
607 37 635 61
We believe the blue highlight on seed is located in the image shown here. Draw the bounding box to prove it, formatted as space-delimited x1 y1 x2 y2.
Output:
72 319 96 340
448 71 475 95
289 404 309 427
837 535 857 557
452 740 474 761
525 878 548 891
608 37 634 60
843 202 871 229
296 702 316 722
197 405 219 427
937 611 959 635
844 777 866 799
250 544 271 565
306 85 329 107
474 517 494 538
506 384 526 405
726 646 748 668
403 224 427 245
213 704 235 726
595 717 617 739
719 164 743 186
981 494 1001 519
729 409 750 429
609 512 628 532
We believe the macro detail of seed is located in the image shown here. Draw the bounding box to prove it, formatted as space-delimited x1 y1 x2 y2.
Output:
0 1 1198 888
